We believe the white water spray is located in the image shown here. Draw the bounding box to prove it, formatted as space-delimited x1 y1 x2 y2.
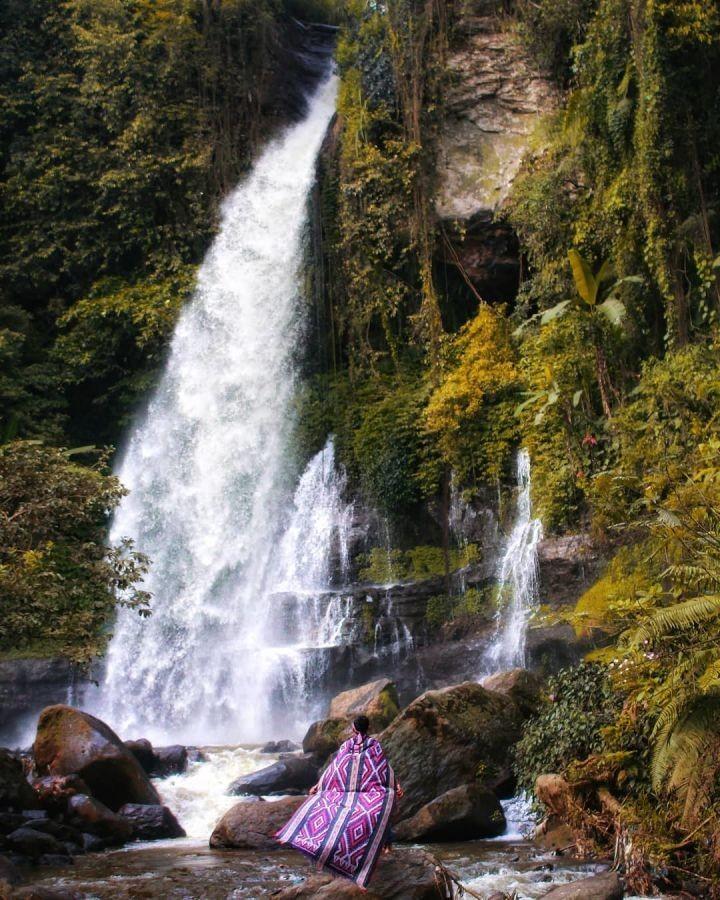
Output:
95 74 339 744
483 449 543 672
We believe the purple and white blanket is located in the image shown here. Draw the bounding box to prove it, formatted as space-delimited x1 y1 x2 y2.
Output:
275 734 397 888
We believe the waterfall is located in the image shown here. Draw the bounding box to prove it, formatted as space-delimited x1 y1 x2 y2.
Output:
93 74 339 745
482 449 543 673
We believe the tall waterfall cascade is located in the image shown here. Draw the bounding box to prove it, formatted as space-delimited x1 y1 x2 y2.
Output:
94 74 342 745
482 449 543 673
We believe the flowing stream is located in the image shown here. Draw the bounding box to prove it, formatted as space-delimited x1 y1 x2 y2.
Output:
482 449 543 673
93 73 340 745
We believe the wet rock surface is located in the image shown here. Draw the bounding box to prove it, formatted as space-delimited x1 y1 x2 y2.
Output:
33 706 160 811
210 796 305 850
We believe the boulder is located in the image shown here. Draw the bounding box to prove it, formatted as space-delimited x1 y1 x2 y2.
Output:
301 718 348 762
394 784 506 842
152 745 188 777
33 705 160 811
260 740 300 754
379 682 524 819
118 803 185 840
0 749 38 812
271 848 452 899
481 669 542 718
124 739 155 774
541 871 623 899
228 754 318 796
209 796 304 850
32 775 89 817
5 827 68 859
66 794 132 845
328 678 400 733
0 854 22 888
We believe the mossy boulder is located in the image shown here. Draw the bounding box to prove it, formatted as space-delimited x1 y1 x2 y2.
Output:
33 705 160 811
328 678 400 732
302 718 349 763
379 682 523 819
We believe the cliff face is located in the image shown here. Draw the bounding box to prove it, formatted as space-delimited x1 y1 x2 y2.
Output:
435 8 557 301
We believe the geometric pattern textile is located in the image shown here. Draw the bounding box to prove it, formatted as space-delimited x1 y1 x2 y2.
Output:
276 735 397 888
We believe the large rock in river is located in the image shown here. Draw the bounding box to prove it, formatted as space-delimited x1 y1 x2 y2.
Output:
379 682 523 818
0 749 39 811
228 754 318 796
328 678 400 733
210 796 304 850
541 871 623 900
118 803 185 840
272 848 451 899
33 705 160 811
394 784 506 842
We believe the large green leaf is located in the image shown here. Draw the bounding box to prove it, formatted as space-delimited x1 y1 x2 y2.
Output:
568 249 598 306
540 299 571 325
596 297 626 325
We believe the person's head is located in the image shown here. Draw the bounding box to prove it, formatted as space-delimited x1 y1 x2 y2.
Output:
352 714 370 737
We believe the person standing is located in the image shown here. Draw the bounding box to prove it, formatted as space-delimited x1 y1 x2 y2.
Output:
275 714 404 890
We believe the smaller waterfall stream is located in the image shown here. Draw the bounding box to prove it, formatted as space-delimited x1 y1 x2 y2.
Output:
482 449 543 674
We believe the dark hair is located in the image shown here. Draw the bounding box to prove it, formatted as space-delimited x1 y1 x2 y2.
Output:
353 714 370 736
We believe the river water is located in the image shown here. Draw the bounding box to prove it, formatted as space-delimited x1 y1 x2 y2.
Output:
20 749 632 899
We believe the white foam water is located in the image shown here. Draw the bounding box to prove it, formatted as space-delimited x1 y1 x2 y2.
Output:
93 74 340 745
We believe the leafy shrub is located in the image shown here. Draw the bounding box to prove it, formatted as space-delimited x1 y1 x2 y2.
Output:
514 663 622 794
0 442 150 662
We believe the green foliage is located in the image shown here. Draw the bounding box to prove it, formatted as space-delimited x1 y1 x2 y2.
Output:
357 543 478 584
425 305 521 484
55 269 195 440
0 0 294 445
514 0 596 82
425 587 490 630
514 664 622 795
0 441 150 663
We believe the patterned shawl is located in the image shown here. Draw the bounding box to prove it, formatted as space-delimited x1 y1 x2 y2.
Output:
275 735 396 888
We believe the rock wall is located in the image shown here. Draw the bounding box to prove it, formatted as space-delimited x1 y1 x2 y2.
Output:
435 3 557 301
0 659 93 748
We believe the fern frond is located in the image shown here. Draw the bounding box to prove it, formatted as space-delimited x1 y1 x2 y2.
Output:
626 595 720 647
698 658 720 692
650 698 720 796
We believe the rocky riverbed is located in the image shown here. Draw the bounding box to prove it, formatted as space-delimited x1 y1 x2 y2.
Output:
1 676 660 900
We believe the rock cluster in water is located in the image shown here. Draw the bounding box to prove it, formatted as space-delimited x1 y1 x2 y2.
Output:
213 670 542 851
0 704 187 894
